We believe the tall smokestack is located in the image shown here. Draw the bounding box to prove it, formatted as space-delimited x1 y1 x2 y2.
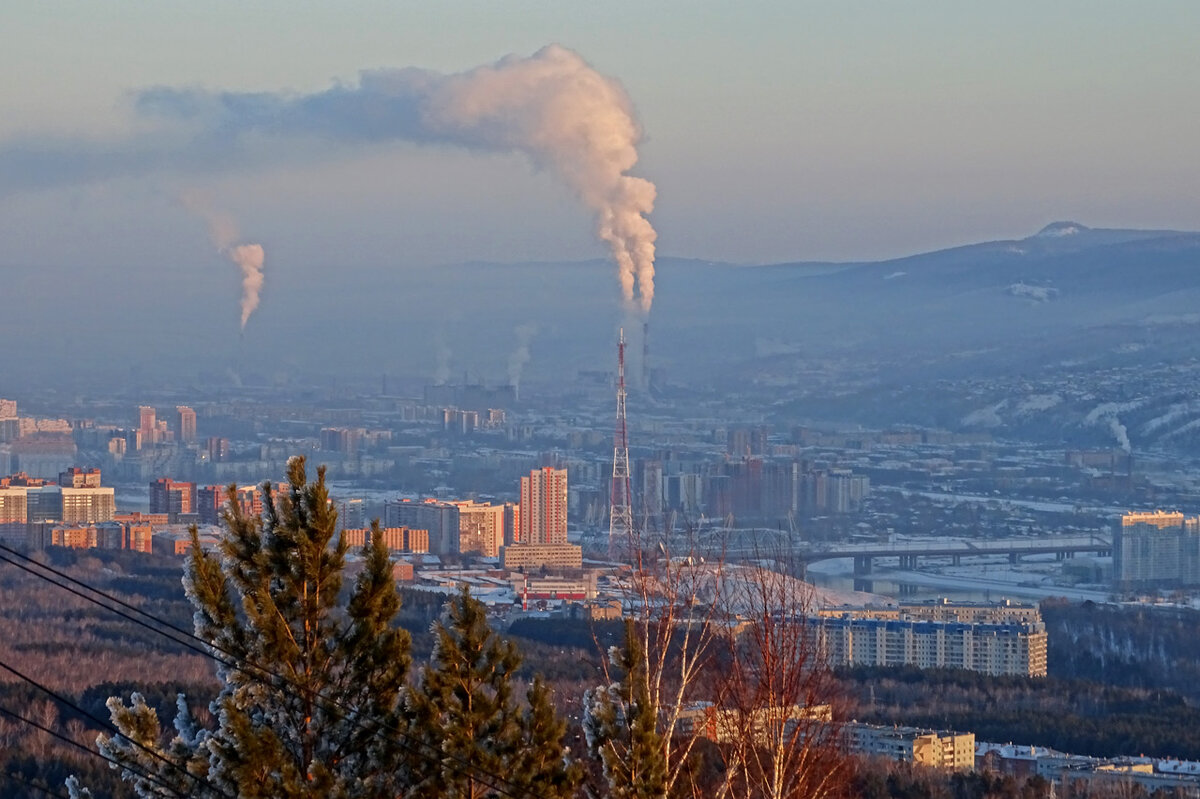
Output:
181 195 265 330
642 321 650 391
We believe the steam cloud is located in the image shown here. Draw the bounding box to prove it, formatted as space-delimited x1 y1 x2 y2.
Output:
1108 417 1131 453
182 197 265 330
508 324 538 389
1085 402 1138 454
8 45 658 314
434 336 452 386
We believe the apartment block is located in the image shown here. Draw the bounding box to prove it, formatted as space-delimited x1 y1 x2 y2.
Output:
1114 510 1200 590
384 499 459 556
818 616 1047 677
499 542 583 570
842 723 975 770
343 526 429 553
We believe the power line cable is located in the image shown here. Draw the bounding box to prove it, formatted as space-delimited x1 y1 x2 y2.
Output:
0 657 232 799
0 701 193 799
0 542 548 799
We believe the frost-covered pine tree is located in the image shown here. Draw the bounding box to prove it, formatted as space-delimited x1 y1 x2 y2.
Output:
94 457 414 799
582 619 668 799
406 584 581 799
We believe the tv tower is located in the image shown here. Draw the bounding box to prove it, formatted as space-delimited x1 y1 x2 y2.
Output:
610 328 634 556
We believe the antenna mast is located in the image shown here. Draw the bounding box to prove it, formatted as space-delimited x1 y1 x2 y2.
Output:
610 328 634 557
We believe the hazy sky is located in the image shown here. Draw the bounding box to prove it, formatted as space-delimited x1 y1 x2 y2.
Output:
3 0 1199 272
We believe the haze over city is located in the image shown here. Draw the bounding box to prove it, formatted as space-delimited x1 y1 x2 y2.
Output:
6 4 1200 799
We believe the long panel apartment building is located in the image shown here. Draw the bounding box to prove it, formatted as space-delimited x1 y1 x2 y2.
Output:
818 614 1047 677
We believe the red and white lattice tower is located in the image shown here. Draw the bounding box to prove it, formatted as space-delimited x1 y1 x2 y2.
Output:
609 329 634 556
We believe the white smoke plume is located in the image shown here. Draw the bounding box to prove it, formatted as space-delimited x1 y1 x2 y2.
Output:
138 45 657 313
1085 401 1140 454
508 324 538 389
181 196 265 330
1108 417 1131 453
423 46 659 314
433 336 452 386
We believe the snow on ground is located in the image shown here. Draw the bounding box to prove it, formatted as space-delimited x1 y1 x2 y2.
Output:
1015 393 1062 415
893 487 1130 515
961 401 1006 428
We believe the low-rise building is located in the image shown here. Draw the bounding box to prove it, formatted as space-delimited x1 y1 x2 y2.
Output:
499 542 583 570
843 723 975 770
343 526 429 554
676 703 833 745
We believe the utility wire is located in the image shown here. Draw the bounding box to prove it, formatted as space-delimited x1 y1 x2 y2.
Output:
0 701 194 799
0 657 232 799
0 542 548 799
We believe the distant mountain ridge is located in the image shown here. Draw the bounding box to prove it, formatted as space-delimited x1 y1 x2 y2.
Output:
758 221 1198 274
6 221 1200 393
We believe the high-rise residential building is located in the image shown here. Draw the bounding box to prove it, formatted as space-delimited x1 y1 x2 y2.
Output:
0 487 28 523
206 437 230 463
384 499 460 555
320 427 363 455
176 406 197 444
0 486 28 546
519 467 568 546
7 436 78 479
0 399 16 420
453 500 505 558
504 502 520 546
150 478 197 522
1114 510 1200 590
336 498 365 532
137 406 156 447
27 484 115 525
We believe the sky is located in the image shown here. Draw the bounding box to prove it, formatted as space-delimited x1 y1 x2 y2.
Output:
2 1 1199 274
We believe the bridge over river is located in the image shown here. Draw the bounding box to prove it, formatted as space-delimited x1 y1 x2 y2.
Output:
717 534 1111 592
801 535 1112 576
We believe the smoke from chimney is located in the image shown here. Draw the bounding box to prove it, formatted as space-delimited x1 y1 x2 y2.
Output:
423 45 659 314
1085 402 1137 454
1109 417 1132 453
433 336 452 386
181 195 265 330
508 323 538 394
146 45 657 314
